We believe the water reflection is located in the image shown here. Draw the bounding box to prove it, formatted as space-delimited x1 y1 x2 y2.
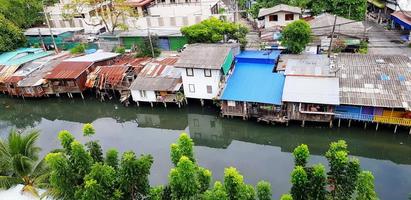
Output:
0 96 411 199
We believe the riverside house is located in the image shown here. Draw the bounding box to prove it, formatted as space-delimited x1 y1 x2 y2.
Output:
130 57 183 107
257 4 301 29
174 43 240 105
220 50 286 123
44 52 119 98
0 48 53 95
281 54 340 127
334 54 411 133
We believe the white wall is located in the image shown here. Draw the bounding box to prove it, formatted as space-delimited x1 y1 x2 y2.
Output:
148 3 213 17
181 68 221 100
262 12 300 28
131 90 157 102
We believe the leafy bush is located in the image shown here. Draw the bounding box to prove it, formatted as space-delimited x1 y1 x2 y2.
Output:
115 46 126 54
281 20 312 54
70 43 86 54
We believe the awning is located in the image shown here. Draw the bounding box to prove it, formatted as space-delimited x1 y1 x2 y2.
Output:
391 11 411 30
368 0 385 9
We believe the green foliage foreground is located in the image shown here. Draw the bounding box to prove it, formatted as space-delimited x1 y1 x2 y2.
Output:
0 125 378 200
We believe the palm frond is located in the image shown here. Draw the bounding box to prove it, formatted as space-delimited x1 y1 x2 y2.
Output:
31 158 50 188
22 130 41 161
22 184 40 198
0 176 23 189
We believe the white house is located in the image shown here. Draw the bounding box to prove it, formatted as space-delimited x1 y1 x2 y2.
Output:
175 43 240 105
129 57 182 107
257 4 301 28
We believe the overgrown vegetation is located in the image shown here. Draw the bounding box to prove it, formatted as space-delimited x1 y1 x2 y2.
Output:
181 17 249 49
281 20 311 54
115 46 126 54
248 0 366 21
0 126 378 200
358 40 368 54
135 35 161 58
70 43 86 54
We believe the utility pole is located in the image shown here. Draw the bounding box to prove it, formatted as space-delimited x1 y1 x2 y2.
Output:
327 15 337 58
147 27 155 58
38 28 46 51
42 0 58 53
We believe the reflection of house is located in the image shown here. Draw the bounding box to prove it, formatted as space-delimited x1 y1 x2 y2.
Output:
281 55 339 126
175 43 240 105
44 52 119 98
187 114 228 148
335 54 411 132
0 48 53 94
257 4 301 28
24 27 84 50
220 50 286 123
130 57 183 107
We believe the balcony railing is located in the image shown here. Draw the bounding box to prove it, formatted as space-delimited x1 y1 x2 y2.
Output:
335 112 411 126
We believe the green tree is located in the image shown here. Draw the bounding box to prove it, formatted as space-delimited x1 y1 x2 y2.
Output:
80 163 122 200
0 0 43 28
118 151 154 200
115 46 126 54
198 167 212 193
83 123 95 137
170 133 195 166
356 171 377 200
105 148 119 169
280 194 293 200
256 181 271 200
86 141 103 163
0 130 48 197
306 164 327 200
136 35 161 58
46 152 77 199
0 14 26 52
149 186 164 200
58 130 75 152
281 20 311 54
223 167 245 200
292 144 309 167
69 141 93 184
290 166 308 200
203 181 228 200
70 43 86 54
181 17 248 49
169 156 199 199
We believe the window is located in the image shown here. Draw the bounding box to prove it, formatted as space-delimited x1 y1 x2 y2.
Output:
204 69 212 77
269 15 278 21
189 84 195 93
139 90 147 98
206 85 212 94
285 14 294 21
186 68 194 76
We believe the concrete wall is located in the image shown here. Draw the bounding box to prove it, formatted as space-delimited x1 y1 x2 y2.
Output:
181 68 221 100
131 90 157 102
148 2 213 17
262 12 300 28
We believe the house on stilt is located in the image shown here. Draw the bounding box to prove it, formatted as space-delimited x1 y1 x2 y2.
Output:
220 50 286 124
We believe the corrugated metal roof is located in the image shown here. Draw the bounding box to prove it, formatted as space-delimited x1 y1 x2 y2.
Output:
130 57 181 91
18 53 70 87
283 54 333 77
221 62 285 105
336 54 411 109
0 48 42 65
258 4 302 18
0 65 20 83
87 65 130 87
24 27 84 36
45 61 93 79
308 13 365 38
64 52 119 63
0 48 53 66
282 76 340 105
175 43 238 69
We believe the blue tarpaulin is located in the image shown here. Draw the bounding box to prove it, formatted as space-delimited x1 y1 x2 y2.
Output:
391 15 411 30
221 50 284 105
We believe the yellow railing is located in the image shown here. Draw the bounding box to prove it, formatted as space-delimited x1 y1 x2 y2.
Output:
374 116 411 126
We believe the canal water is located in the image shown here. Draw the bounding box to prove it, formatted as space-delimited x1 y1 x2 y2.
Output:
0 96 410 199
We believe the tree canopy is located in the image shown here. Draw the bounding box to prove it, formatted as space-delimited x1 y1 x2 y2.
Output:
180 17 249 49
281 20 311 54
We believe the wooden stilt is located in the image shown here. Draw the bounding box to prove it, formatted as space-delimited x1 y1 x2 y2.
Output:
150 102 154 107
394 125 398 133
376 123 379 131
200 99 204 106
178 102 181 108
301 120 305 127
348 119 351 127
329 120 333 128
338 119 341 127
136 101 140 107
364 122 367 129
56 93 60 97
80 92 84 99
409 128 411 135
163 102 167 108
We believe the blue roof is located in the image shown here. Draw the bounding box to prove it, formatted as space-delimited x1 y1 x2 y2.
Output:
221 62 285 105
0 48 52 66
235 50 281 65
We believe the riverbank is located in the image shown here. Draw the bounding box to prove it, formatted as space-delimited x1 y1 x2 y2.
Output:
1 95 411 199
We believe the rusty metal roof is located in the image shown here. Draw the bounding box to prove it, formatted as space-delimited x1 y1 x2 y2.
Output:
0 65 20 83
45 61 93 80
130 57 181 91
86 65 130 88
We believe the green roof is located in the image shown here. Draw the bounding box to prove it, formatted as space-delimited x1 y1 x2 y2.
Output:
0 48 53 66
